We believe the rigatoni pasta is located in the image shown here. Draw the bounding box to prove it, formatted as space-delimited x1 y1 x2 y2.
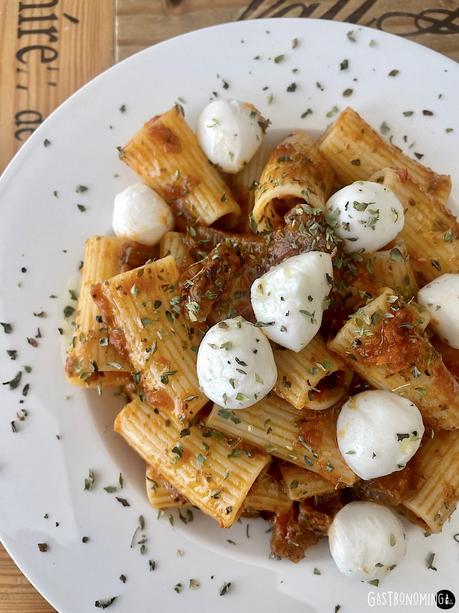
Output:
120 106 241 227
279 463 337 501
91 255 206 423
273 335 352 410
243 468 293 514
226 140 273 232
431 337 459 379
146 462 292 515
206 396 357 486
65 236 135 387
328 288 459 430
145 465 189 509
115 396 270 527
340 242 418 311
318 107 451 203
402 430 459 532
372 167 459 283
158 231 193 270
253 131 336 231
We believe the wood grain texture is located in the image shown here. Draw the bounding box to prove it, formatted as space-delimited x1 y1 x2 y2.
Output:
0 546 54 612
0 0 114 172
116 0 247 59
116 0 459 61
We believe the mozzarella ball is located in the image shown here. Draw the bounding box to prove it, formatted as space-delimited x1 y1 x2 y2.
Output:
417 274 459 349
325 181 404 253
250 252 333 352
196 317 277 409
112 183 174 246
328 501 407 582
337 390 424 480
197 100 267 173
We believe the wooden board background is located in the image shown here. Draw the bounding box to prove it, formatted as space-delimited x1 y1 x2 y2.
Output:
117 0 459 61
0 0 458 610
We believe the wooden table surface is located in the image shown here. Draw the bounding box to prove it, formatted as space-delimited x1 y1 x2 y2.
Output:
0 0 458 610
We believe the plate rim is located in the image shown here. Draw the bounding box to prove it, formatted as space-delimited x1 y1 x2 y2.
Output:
0 16 458 612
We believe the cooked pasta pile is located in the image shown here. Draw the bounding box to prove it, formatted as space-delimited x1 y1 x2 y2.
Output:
65 103 459 581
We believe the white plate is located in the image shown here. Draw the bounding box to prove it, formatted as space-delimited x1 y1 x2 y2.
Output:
0 18 458 613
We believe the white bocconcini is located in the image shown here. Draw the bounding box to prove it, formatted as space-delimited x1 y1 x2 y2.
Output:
197 99 268 173
417 273 459 349
328 501 407 582
337 390 424 480
250 251 333 352
196 316 277 410
325 181 404 253
112 183 174 246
